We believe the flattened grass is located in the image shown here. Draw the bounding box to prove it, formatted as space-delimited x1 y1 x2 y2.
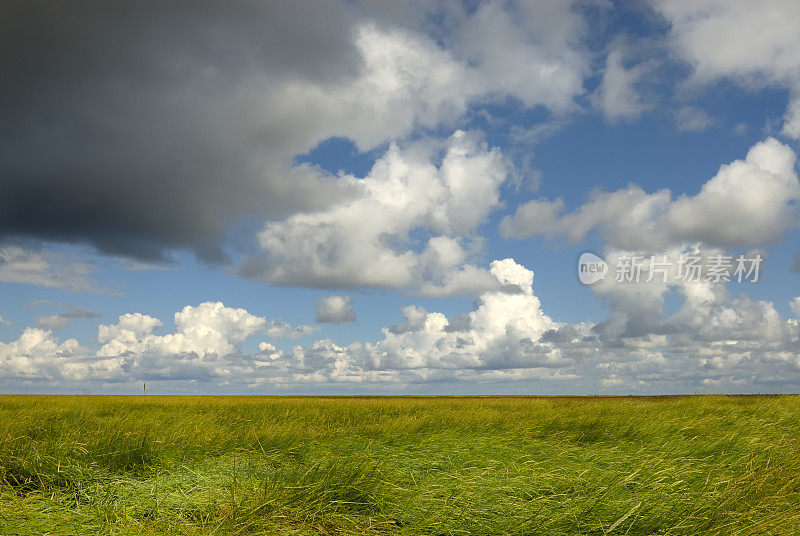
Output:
1 395 799 535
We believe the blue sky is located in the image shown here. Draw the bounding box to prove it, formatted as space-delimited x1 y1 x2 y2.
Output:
1 0 800 394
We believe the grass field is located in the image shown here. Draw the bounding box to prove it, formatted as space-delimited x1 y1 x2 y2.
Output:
1 395 799 535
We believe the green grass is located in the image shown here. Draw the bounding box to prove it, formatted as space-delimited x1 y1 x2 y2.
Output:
1 395 800 535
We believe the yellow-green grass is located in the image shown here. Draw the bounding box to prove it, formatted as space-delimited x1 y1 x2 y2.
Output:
1 395 800 535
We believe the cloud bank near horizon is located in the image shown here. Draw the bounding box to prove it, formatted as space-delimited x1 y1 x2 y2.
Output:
3 255 799 394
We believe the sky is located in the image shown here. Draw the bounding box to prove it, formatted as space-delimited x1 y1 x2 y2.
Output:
1 0 800 395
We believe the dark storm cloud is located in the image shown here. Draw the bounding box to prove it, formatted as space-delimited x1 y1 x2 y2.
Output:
0 0 360 262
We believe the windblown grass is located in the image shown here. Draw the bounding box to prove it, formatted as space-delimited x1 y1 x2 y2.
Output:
1 395 799 534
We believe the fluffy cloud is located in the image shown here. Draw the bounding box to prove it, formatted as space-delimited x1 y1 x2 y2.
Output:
98 302 266 358
265 321 320 339
653 0 800 86
243 131 512 295
359 259 561 371
1 0 590 262
592 45 654 122
0 301 321 384
448 0 588 112
1 258 800 391
501 138 800 250
92 303 319 381
1 260 566 384
256 342 282 362
652 0 800 138
0 328 85 380
316 295 356 324
500 135 800 387
0 246 105 293
253 259 570 385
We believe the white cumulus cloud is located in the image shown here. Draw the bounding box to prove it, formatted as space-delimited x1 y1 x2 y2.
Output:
316 295 356 323
501 138 800 250
0 328 85 380
98 302 266 358
244 130 512 296
0 258 799 392
652 0 800 138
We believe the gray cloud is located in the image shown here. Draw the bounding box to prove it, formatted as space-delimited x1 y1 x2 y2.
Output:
1 0 591 268
0 0 360 262
265 321 321 339
0 245 110 293
35 309 101 329
27 299 81 308
316 295 356 324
